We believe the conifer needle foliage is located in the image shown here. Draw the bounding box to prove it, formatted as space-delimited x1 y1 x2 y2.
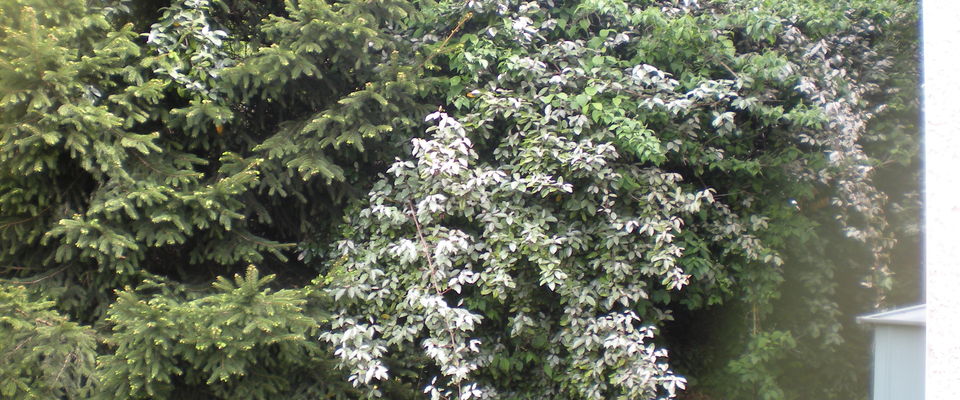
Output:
1 0 918 398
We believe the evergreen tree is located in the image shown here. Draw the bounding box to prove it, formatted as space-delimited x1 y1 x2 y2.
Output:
0 0 436 314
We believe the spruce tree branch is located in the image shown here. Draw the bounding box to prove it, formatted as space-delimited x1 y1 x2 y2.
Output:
0 205 53 231
52 351 75 385
235 230 295 249
0 264 70 285
12 335 35 353
133 153 200 178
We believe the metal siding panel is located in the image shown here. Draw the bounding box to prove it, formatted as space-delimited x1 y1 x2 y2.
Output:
872 325 925 400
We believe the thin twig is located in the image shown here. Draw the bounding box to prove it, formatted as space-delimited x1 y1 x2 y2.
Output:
406 200 439 292
0 205 54 231
235 230 295 249
418 12 474 70
714 58 740 80
406 200 466 399
53 351 75 384
0 264 70 285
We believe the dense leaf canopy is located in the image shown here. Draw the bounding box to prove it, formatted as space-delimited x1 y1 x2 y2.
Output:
0 0 918 399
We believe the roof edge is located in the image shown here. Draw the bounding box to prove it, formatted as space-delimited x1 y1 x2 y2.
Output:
856 304 926 327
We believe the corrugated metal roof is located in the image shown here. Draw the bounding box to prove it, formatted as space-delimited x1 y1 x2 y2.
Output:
857 304 926 327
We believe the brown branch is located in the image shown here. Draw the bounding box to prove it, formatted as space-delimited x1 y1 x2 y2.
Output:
133 153 199 178
0 205 54 231
406 200 439 291
405 200 466 399
12 336 35 353
52 351 75 384
0 264 70 285
418 12 474 70
707 54 740 80
235 230 295 249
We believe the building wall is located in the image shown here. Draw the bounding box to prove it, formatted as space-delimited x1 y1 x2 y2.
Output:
873 325 925 400
924 0 960 397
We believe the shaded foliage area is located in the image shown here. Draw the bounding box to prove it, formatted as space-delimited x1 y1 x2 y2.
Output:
0 0 918 399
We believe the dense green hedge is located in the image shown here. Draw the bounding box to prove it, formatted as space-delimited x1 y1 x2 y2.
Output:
0 0 918 398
